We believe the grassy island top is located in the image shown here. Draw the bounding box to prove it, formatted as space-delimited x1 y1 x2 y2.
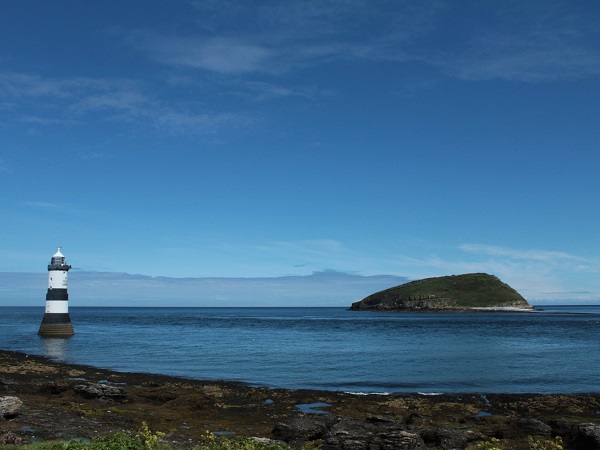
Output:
350 272 532 311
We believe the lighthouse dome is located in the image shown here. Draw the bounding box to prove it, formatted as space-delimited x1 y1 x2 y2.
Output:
51 247 66 266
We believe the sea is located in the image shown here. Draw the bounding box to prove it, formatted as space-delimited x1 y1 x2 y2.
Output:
1 305 600 395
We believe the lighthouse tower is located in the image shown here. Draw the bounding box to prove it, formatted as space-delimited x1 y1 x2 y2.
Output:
38 247 75 337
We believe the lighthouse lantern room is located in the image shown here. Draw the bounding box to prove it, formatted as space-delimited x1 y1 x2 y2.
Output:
38 247 75 336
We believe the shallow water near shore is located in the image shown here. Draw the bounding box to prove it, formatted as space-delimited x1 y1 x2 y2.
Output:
1 305 600 394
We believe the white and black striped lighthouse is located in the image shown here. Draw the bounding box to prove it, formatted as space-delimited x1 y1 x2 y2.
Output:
38 247 75 337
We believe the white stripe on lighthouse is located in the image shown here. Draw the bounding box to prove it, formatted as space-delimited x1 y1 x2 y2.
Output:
45 301 69 314
48 271 68 289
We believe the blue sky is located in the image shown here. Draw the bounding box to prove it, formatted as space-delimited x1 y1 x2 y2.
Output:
1 1 600 305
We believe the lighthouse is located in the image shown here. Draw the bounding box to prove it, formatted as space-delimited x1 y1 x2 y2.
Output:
38 247 75 337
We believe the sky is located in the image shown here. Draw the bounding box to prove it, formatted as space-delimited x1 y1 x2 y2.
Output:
1 0 600 306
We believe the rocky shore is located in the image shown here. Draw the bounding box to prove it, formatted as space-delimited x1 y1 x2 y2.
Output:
1 349 600 449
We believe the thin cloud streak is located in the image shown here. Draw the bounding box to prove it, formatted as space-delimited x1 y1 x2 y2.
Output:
139 35 275 74
422 1 600 81
130 2 442 75
378 241 600 302
0 270 407 307
0 71 248 135
3 3 597 137
138 2 599 81
459 244 587 263
436 33 600 82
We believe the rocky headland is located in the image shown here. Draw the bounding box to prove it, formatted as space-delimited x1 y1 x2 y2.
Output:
1 349 600 449
350 273 533 312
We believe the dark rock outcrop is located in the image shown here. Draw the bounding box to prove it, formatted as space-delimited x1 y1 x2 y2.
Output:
74 383 128 402
517 417 552 438
41 381 70 395
275 414 426 449
323 416 425 449
573 423 600 449
423 427 486 449
272 414 336 444
0 430 23 445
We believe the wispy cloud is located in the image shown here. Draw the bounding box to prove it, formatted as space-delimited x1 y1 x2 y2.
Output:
378 240 600 302
0 72 144 122
0 72 82 98
434 30 600 82
70 88 151 115
131 1 440 75
140 2 600 82
134 35 275 74
3 2 598 137
0 71 248 135
454 243 599 300
459 243 586 263
230 80 317 102
153 109 250 135
424 2 600 82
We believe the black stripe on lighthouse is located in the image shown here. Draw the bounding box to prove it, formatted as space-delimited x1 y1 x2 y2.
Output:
46 288 69 300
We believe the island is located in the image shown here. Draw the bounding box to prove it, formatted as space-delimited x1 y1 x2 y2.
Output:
350 273 533 312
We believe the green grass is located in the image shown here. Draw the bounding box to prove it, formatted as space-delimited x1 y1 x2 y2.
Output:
3 424 292 450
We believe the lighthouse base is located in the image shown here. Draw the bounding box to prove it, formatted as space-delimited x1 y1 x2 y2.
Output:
38 313 75 337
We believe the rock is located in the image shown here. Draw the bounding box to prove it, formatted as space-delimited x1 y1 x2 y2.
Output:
326 416 423 449
272 414 336 444
0 430 23 445
74 383 128 401
548 419 573 436
41 381 70 395
324 416 424 449
425 427 485 449
274 414 426 449
573 423 600 450
517 418 552 438
548 420 600 449
249 437 287 446
0 396 22 419
0 378 17 387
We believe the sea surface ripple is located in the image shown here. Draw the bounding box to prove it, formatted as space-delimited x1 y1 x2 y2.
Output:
1 305 599 394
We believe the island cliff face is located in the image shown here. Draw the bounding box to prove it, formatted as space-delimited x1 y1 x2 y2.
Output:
350 273 532 312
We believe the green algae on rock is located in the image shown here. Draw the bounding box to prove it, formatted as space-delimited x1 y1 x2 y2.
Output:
350 273 532 312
